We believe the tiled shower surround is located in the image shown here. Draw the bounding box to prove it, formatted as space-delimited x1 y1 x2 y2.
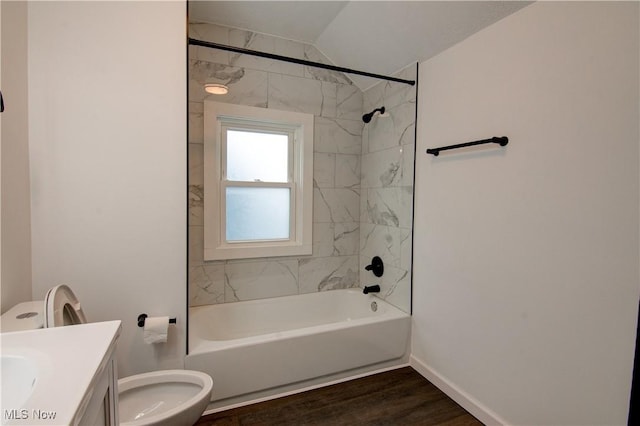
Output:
360 67 416 312
188 22 416 313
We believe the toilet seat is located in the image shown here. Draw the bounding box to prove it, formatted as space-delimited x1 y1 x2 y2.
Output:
44 284 87 327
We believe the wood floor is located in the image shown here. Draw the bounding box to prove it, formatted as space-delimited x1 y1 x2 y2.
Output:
195 367 482 425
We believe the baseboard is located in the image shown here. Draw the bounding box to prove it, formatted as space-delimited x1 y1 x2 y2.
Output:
410 355 507 426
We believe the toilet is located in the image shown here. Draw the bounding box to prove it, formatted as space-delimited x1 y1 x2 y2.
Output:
1 285 213 426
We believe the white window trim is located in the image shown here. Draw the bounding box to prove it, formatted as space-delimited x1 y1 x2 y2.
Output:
203 101 313 260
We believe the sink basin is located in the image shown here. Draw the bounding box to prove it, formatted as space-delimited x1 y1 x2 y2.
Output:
1 355 38 409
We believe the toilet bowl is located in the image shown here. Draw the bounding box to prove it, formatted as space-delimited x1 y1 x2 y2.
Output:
118 370 213 426
1 285 213 426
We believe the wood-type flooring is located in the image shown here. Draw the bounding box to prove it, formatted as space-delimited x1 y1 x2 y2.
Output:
195 367 482 425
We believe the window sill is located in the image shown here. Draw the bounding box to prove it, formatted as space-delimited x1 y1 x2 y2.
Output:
204 242 313 261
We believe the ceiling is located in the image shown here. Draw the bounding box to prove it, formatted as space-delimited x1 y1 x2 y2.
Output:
189 1 531 90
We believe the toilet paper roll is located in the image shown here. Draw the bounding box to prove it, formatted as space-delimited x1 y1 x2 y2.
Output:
143 316 169 344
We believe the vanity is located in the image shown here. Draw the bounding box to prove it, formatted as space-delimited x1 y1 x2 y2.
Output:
1 320 121 425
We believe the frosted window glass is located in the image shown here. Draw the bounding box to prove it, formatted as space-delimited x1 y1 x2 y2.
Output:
226 187 290 241
226 130 289 182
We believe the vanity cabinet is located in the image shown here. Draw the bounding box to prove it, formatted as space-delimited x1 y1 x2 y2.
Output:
79 354 118 426
0 320 121 426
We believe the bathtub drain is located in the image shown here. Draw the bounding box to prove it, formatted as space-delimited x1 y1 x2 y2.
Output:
370 301 378 312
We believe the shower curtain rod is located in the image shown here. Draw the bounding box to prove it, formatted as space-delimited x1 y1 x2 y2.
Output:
189 38 416 86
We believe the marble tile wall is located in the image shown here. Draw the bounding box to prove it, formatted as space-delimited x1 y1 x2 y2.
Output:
360 65 417 313
188 23 363 306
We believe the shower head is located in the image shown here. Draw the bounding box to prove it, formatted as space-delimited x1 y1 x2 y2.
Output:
362 106 385 123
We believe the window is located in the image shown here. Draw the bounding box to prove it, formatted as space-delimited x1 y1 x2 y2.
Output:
203 102 313 260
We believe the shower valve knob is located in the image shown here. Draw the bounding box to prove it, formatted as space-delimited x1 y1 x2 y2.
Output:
364 256 384 277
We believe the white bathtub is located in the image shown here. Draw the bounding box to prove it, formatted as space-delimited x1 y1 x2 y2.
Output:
185 289 410 403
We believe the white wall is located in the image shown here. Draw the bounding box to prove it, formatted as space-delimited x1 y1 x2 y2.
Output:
1 0 32 313
28 1 186 377
412 2 639 425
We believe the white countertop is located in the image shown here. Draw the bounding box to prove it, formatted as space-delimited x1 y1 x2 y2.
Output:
1 320 121 425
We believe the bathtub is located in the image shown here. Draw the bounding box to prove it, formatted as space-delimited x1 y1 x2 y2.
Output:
185 289 410 404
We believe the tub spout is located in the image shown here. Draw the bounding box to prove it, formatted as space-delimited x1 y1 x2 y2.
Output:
363 285 380 294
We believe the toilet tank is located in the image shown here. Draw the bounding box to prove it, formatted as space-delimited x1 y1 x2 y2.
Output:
1 300 44 332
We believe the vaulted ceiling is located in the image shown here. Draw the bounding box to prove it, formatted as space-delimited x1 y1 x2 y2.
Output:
188 1 531 90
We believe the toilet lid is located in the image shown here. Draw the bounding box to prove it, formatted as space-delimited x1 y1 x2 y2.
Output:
44 285 87 327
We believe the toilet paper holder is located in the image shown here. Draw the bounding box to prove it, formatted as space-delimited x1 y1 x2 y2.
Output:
137 313 177 328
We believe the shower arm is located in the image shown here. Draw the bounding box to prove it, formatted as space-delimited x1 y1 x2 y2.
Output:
362 106 386 123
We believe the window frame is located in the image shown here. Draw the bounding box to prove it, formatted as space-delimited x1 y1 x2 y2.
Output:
203 101 314 260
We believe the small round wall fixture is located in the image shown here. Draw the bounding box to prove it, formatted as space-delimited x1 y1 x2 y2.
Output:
204 83 229 95
364 256 384 277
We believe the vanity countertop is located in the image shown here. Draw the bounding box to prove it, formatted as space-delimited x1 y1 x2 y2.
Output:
1 320 121 425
